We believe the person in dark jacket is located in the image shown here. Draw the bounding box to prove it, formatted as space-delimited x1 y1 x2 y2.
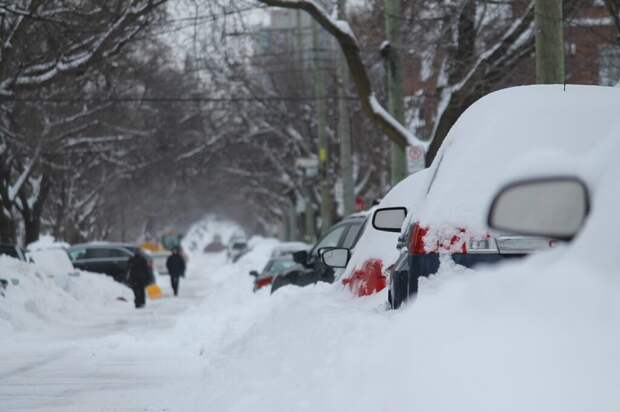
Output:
166 247 186 296
127 251 151 308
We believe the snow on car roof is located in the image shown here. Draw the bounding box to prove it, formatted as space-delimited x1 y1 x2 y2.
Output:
270 242 310 257
418 84 620 234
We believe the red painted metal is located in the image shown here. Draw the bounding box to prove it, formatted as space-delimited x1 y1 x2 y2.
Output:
255 276 273 290
342 258 387 297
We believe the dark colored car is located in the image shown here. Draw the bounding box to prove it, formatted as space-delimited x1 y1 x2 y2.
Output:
67 243 152 283
385 223 545 308
0 244 29 262
270 213 368 293
250 257 298 292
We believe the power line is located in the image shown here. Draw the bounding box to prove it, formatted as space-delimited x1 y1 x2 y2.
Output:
3 95 360 103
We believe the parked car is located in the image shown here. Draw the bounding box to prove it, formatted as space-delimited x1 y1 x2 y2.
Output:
271 213 368 293
321 85 618 308
204 234 226 253
0 244 30 262
320 170 430 299
249 242 310 291
227 236 249 263
67 242 152 283
28 247 80 278
378 85 617 308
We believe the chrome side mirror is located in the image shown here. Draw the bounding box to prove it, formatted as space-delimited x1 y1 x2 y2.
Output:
321 248 351 269
372 207 407 233
488 177 590 241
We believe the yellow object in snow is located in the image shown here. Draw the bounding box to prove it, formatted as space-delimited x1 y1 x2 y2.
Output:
146 283 162 299
141 242 163 252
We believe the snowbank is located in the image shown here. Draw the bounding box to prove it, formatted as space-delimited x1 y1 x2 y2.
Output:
0 256 132 334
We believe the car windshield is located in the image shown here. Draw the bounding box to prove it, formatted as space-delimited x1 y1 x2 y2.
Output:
263 259 296 275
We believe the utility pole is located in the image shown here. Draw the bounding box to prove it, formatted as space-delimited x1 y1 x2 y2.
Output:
337 0 354 216
384 0 407 185
535 0 565 84
313 19 332 235
295 10 314 242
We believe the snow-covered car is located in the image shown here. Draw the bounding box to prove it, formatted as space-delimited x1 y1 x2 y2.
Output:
320 170 429 298
227 236 249 263
28 247 80 278
249 256 298 292
271 213 368 293
269 242 310 259
375 85 619 308
249 242 310 291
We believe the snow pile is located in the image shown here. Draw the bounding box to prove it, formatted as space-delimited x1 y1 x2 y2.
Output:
173 236 283 356
27 234 70 251
0 256 132 334
192 89 620 411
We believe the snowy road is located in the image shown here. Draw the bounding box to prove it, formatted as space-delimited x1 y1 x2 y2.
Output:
0 260 208 412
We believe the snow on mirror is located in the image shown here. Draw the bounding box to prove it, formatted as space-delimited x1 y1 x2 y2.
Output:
488 177 589 241
321 248 350 269
372 207 407 232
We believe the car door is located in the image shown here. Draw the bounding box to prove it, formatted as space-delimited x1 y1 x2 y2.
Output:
68 247 90 272
104 247 133 282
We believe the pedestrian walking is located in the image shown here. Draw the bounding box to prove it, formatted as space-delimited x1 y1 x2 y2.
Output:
127 251 151 308
166 247 186 296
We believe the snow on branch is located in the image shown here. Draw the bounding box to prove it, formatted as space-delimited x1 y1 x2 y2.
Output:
256 0 422 148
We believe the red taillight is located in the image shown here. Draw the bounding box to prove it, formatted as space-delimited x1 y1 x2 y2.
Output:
256 277 273 289
408 222 428 255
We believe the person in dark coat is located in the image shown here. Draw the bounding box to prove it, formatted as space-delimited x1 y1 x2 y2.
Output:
127 251 151 308
166 247 186 296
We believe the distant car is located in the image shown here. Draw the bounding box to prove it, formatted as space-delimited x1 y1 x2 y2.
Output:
271 213 368 293
248 242 310 291
227 237 249 263
67 242 152 283
0 244 29 262
204 234 226 253
249 256 297 292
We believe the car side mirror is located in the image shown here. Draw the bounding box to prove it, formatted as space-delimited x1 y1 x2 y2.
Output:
372 207 407 232
321 248 351 269
488 176 590 241
249 270 259 277
292 250 308 265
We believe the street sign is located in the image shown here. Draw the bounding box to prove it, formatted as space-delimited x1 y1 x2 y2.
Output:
296 156 319 177
407 145 425 174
